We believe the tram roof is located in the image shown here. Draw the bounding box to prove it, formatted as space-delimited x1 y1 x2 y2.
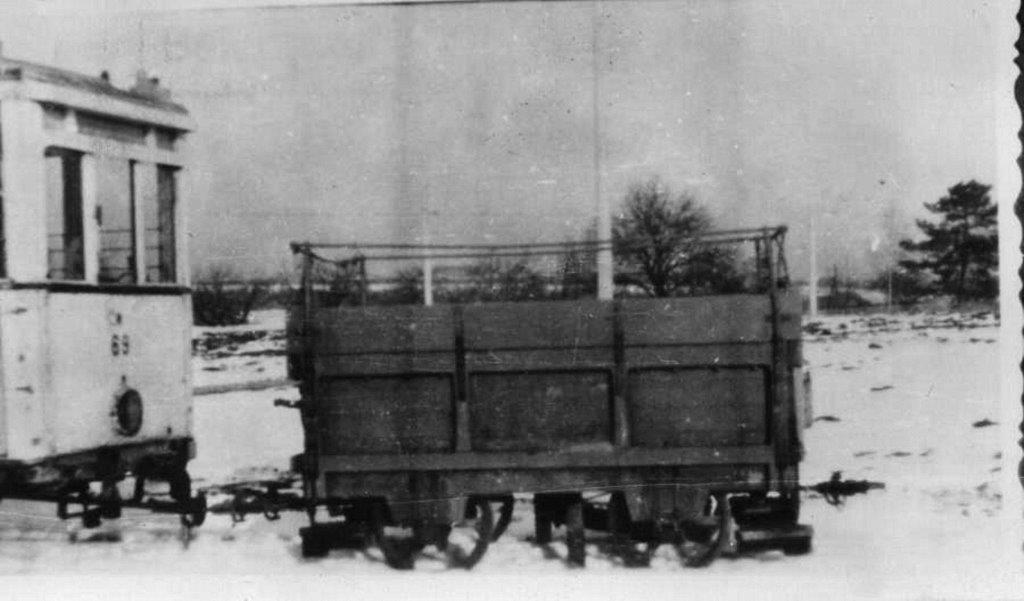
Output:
0 56 188 116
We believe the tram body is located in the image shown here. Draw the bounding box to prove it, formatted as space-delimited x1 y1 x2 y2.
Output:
0 55 195 490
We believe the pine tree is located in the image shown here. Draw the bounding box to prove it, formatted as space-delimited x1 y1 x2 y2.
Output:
898 180 998 300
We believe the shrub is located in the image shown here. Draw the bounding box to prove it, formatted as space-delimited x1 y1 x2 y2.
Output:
192 265 268 326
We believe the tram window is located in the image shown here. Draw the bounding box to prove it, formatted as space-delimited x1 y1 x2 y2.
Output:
96 157 136 284
145 165 177 283
44 148 85 281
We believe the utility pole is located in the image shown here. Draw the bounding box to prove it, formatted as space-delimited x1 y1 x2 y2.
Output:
423 253 434 306
592 0 613 301
830 264 840 311
887 268 893 313
809 213 818 318
422 183 434 306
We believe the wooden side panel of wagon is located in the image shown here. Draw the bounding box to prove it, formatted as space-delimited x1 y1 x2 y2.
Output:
302 292 802 493
463 301 615 452
310 305 457 455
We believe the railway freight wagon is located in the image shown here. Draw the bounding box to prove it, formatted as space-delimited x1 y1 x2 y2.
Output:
289 228 813 568
0 54 205 526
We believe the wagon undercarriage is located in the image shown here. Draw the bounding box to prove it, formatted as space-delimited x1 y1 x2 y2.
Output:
296 484 811 569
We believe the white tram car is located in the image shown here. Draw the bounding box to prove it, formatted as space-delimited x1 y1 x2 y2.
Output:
0 52 202 524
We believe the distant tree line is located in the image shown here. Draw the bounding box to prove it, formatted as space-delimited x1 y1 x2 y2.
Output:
208 172 999 324
192 177 999 325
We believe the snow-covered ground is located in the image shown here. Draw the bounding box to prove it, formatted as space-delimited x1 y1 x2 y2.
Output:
0 309 1020 600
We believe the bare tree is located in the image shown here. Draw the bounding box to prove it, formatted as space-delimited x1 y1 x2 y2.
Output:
192 264 267 326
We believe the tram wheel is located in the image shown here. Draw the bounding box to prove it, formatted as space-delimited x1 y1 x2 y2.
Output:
81 507 102 529
97 479 123 520
180 492 207 528
673 492 733 568
446 496 493 569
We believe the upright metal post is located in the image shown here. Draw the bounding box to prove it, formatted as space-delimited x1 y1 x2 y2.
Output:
593 0 613 300
300 245 313 332
423 253 434 306
359 256 368 306
421 182 434 306
767 232 794 468
611 300 630 447
809 214 818 318
296 244 319 522
453 305 470 452
754 238 763 291
887 269 893 313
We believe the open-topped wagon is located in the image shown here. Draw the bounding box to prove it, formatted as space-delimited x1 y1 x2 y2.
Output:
287 227 812 568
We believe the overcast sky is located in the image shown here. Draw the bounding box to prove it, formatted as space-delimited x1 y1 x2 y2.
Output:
0 0 1015 279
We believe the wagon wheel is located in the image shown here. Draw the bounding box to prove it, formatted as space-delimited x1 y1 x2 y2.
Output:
299 525 330 558
370 504 417 570
777 488 801 526
446 496 494 569
533 496 554 545
374 527 418 570
490 495 515 542
412 522 449 553
565 497 585 567
673 492 733 568
606 492 657 567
